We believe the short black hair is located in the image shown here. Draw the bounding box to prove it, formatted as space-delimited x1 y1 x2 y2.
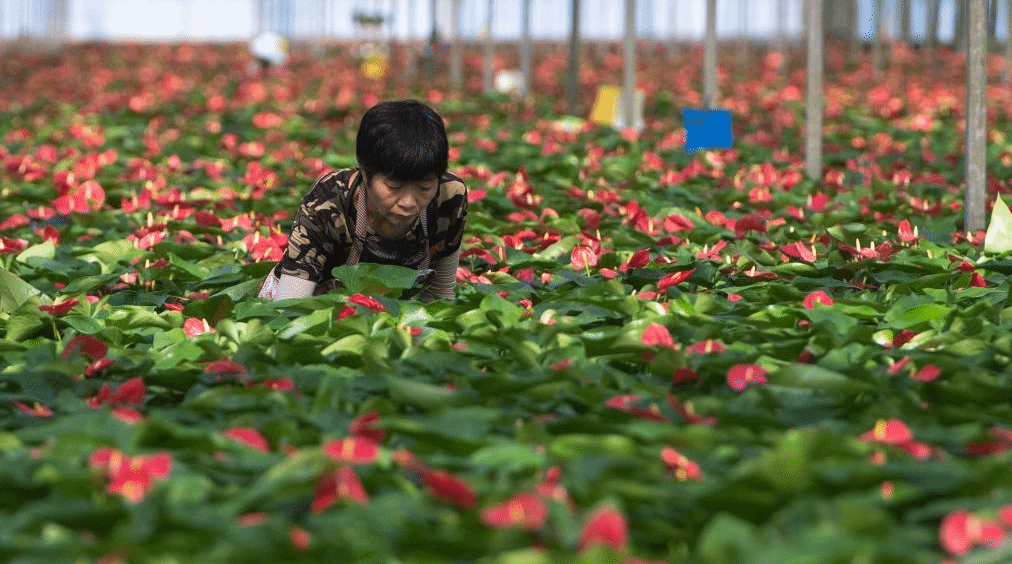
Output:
356 99 448 182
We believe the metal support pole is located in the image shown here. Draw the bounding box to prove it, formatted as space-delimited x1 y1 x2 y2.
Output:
738 0 748 75
873 0 886 75
1006 0 1012 85
566 0 581 115
900 0 910 43
668 0 678 59
703 0 717 108
966 0 988 231
927 0 940 49
777 0 788 80
623 0 636 129
450 0 462 92
482 0 493 94
521 0 531 98
805 0 823 180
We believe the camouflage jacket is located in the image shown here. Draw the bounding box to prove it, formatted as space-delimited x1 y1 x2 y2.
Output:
273 168 468 288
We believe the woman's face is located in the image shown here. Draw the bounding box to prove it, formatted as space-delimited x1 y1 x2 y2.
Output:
365 172 439 227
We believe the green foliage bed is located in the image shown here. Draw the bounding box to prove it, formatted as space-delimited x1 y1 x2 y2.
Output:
2 41 1012 563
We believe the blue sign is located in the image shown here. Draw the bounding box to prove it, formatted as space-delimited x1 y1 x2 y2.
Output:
682 108 733 153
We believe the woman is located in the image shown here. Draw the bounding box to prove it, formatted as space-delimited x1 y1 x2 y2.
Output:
258 99 467 301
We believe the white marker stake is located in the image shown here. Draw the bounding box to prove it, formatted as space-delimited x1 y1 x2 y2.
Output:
806 0 823 180
966 0 988 231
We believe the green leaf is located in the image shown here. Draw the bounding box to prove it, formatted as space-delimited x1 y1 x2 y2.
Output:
61 314 105 335
470 442 547 473
802 307 859 336
0 268 41 314
697 513 759 564
885 302 952 330
771 363 875 393
168 252 211 280
384 374 469 411
182 294 234 326
984 193 1012 254
331 263 420 294
277 307 332 340
78 239 143 272
16 241 55 263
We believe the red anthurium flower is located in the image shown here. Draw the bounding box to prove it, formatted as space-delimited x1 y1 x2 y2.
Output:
551 358 573 371
223 427 271 453
940 510 1006 556
289 526 312 551
423 469 477 509
570 245 598 270
605 395 669 422
87 377 145 409
481 492 548 530
534 466 574 511
860 419 913 444
1001 505 1012 527
622 248 651 272
696 240 727 261
965 427 1012 456
61 335 108 362
803 290 833 309
203 359 249 379
781 242 817 262
0 213 30 231
348 294 386 313
859 418 932 459
657 269 695 292
686 340 726 355
85 357 116 378
184 317 214 337
641 322 676 349
349 411 386 444
660 447 704 481
579 506 629 552
90 448 172 503
913 364 941 382
252 112 284 128
313 466 368 512
110 407 144 424
322 437 379 464
726 364 767 392
54 179 105 214
672 367 699 386
513 267 536 284
733 213 767 238
15 401 53 417
886 356 912 375
0 236 29 255
39 298 79 316
259 378 295 392
236 512 268 527
666 394 717 425
892 330 918 348
897 219 917 242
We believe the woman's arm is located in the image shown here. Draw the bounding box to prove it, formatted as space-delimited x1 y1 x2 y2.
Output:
418 247 460 302
274 274 317 300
